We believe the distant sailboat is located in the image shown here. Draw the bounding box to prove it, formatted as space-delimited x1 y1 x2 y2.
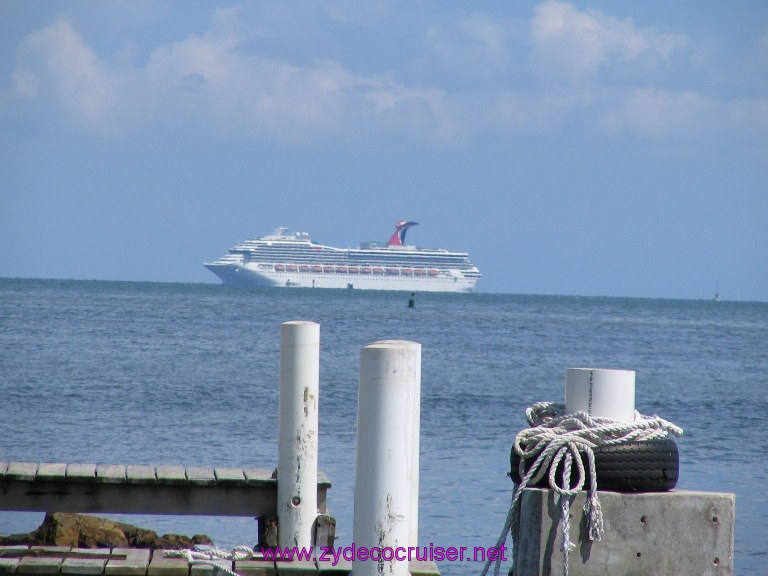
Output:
713 284 720 302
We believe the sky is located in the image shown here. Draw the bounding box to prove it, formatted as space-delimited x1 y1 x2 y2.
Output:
1 1 766 301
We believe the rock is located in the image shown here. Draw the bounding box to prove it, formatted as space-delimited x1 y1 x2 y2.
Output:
0 513 213 549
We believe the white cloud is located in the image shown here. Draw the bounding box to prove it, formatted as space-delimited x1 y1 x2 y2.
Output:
7 3 763 147
13 20 117 128
530 1 688 85
10 13 459 145
600 88 716 138
426 12 513 80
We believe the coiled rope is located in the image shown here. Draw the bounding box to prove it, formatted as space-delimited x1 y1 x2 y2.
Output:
480 401 683 576
164 545 255 576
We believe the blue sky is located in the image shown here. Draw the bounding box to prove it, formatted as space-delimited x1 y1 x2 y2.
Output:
1 1 766 300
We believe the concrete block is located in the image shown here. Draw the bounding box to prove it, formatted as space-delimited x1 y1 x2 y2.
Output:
515 488 734 576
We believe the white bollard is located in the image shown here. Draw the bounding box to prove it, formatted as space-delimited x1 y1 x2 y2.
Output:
565 367 635 423
277 321 320 548
353 340 421 576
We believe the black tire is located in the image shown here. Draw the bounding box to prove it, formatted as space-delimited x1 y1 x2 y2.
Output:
510 436 679 492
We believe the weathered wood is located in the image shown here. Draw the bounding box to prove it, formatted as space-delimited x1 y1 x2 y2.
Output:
105 549 151 576
147 553 188 576
125 466 156 484
61 551 110 575
0 546 28 573
66 464 96 481
6 462 38 481
235 559 276 576
185 467 216 486
156 466 186 485
274 559 317 574
0 462 329 517
36 463 67 481
16 548 70 575
243 469 273 486
190 560 232 576
0 479 277 516
408 561 441 575
96 465 126 484
314 515 336 549
213 468 246 486
315 557 351 575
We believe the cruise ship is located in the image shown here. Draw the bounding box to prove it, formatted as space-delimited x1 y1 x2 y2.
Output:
204 221 481 292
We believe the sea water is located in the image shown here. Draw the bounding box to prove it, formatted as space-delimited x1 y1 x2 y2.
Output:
0 278 766 574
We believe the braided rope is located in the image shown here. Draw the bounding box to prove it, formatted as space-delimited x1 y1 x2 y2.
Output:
481 402 683 576
164 545 255 576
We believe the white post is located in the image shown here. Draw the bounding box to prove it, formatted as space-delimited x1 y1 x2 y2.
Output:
353 340 421 576
565 367 635 423
277 320 320 548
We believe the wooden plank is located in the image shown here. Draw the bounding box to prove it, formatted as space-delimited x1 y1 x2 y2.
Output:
235 559 276 576
190 560 232 576
36 463 67 481
0 480 278 516
105 549 151 576
66 464 96 482
316 473 332 488
0 545 30 556
15 557 63 574
408 561 441 575
0 546 29 573
243 469 273 486
126 465 156 484
17 548 70 575
186 467 216 486
6 462 38 481
214 468 246 486
61 556 107 575
274 559 317 574
96 464 126 484
0 556 22 573
147 552 189 576
156 465 187 485
315 557 351 574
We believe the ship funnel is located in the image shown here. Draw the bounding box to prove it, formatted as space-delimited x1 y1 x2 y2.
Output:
387 221 419 246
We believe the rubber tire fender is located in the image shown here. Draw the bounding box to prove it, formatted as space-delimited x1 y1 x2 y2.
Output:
510 436 679 492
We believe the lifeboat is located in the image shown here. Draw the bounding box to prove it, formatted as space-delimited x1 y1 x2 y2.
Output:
275 264 286 271
299 265 310 272
361 267 372 274
414 269 427 276
336 266 348 273
323 265 335 273
401 268 413 275
312 265 323 272
428 269 439 276
286 264 298 272
386 268 400 275
372 267 384 274
348 266 360 273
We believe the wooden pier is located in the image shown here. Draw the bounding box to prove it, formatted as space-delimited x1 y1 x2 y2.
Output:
0 546 441 575
0 461 330 518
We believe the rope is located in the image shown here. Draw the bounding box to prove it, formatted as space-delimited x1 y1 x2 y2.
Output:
164 545 255 576
480 402 683 576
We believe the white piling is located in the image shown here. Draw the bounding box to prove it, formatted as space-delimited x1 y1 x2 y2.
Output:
565 367 635 423
353 340 421 576
277 320 320 548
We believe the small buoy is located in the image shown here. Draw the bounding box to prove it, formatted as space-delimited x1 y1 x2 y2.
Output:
408 293 415 308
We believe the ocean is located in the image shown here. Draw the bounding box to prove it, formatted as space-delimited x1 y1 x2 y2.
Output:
1 278 766 574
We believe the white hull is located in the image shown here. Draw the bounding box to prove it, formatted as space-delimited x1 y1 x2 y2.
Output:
205 261 478 293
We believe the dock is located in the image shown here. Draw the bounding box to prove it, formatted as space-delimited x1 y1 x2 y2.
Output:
0 547 442 575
